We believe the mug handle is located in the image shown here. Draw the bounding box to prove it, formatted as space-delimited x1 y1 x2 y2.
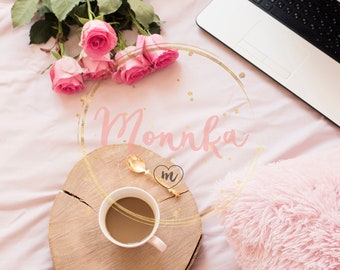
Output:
148 235 167 252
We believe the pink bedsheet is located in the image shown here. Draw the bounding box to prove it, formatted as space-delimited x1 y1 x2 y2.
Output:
1 0 339 269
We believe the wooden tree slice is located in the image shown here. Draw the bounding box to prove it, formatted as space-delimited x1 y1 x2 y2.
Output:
49 144 202 270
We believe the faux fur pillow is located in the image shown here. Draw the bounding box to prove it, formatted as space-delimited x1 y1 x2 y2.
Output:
216 148 340 270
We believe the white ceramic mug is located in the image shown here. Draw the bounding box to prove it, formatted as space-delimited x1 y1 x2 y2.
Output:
98 187 167 252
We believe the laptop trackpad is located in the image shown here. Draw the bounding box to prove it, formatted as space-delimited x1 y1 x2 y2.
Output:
238 20 311 79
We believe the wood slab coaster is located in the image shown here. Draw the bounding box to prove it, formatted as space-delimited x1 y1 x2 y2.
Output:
49 144 202 270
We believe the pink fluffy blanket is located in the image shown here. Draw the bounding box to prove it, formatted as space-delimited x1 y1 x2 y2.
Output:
216 147 340 270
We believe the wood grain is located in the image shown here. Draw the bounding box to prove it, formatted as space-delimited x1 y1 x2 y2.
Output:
49 144 202 270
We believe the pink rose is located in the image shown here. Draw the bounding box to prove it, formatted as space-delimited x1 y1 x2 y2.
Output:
49 56 85 95
79 52 114 81
136 34 179 70
79 20 118 57
112 46 152 85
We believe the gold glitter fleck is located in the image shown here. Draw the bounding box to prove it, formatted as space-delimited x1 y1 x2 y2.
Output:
85 208 92 216
185 125 191 129
234 108 239 114
188 51 194 56
147 152 155 158
257 145 264 153
173 208 182 217
236 179 242 185
222 112 227 117
187 91 194 102
239 72 246 78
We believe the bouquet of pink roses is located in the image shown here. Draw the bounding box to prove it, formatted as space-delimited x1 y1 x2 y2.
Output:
11 0 179 95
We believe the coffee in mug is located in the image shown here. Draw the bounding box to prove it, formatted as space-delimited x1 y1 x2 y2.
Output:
105 196 154 243
98 187 167 252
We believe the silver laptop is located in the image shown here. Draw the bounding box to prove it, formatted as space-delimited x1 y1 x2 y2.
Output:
196 0 340 126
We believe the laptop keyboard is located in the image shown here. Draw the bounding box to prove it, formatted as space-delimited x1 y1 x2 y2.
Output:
249 0 340 63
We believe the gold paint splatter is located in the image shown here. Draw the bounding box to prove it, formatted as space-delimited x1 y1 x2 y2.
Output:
227 156 232 161
85 208 92 216
145 152 154 159
208 145 215 151
185 125 191 129
188 50 194 56
257 145 264 153
239 72 246 78
187 91 194 102
236 179 242 185
173 208 182 217
220 189 225 194
222 112 227 117
234 108 239 114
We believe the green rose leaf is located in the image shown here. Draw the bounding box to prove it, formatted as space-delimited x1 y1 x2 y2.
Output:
98 0 122 15
29 19 57 44
11 0 39 27
50 0 81 21
148 22 161 35
29 13 70 44
41 0 52 11
38 5 52 17
127 0 156 29
65 3 88 26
